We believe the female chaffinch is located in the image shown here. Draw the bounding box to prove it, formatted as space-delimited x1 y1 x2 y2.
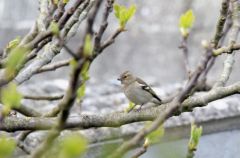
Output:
118 71 162 109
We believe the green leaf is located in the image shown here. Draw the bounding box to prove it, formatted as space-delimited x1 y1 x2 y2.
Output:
6 36 21 53
124 102 136 113
188 123 202 150
63 0 69 3
179 9 195 37
146 123 164 144
1 83 22 113
125 5 136 22
0 135 16 158
83 34 93 57
114 5 120 19
69 59 78 69
5 46 28 78
77 83 86 102
80 61 90 81
114 4 136 28
60 133 88 158
76 62 90 102
179 9 195 29
50 21 60 35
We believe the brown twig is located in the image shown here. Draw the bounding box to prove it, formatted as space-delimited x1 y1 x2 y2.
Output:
214 0 240 87
179 36 191 78
23 94 64 101
36 59 70 73
58 0 84 29
131 141 148 158
93 0 114 54
100 27 124 52
85 0 103 36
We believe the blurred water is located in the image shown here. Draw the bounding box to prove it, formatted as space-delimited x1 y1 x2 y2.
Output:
129 130 240 158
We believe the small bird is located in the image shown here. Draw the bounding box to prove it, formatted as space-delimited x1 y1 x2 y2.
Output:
118 71 162 110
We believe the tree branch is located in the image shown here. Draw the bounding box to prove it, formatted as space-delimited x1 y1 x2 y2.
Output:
36 59 70 73
23 94 64 101
214 0 240 87
1 81 240 132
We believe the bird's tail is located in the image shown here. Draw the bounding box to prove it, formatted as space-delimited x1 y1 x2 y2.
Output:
152 97 162 105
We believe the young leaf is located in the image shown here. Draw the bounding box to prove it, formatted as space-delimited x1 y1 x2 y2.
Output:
124 102 136 113
77 62 90 102
83 34 93 57
50 21 60 35
114 4 120 19
80 61 90 81
77 83 86 102
179 9 195 37
114 4 136 28
1 83 22 112
69 59 77 68
146 123 164 144
5 46 28 78
6 36 21 53
60 133 88 158
179 9 195 29
188 123 202 150
0 135 16 158
63 0 69 3
125 5 136 22
69 59 78 69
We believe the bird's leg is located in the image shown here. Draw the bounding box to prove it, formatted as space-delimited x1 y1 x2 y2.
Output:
136 104 143 112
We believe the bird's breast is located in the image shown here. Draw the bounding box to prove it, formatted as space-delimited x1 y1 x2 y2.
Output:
124 83 152 105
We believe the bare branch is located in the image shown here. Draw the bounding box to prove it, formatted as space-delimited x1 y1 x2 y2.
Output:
84 0 103 36
30 57 85 158
214 0 240 87
179 36 191 78
36 59 70 73
23 94 64 101
131 141 148 158
1 80 240 132
100 28 124 52
93 0 114 54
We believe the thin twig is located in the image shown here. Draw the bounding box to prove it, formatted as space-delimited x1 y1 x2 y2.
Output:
179 36 191 78
84 0 103 36
100 28 124 52
36 59 70 73
93 0 114 54
131 147 147 158
23 94 64 101
214 0 240 87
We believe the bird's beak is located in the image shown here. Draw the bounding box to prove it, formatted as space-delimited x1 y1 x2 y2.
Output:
117 78 121 81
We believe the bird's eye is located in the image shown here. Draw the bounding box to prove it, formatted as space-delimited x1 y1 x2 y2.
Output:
123 75 127 79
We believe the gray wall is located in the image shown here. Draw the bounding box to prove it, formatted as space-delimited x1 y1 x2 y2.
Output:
0 0 239 85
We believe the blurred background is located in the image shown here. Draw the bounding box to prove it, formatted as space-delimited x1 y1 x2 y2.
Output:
1 1 240 158
0 0 239 85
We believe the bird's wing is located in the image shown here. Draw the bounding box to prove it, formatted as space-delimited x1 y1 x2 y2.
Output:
136 77 162 102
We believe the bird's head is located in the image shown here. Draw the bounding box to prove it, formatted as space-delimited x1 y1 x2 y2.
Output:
118 71 136 85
